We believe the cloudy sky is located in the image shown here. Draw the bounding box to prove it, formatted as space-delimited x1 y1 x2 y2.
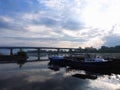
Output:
0 0 120 48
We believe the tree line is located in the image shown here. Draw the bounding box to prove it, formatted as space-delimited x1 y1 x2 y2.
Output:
76 45 120 53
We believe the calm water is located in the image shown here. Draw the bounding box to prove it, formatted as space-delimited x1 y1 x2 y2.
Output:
0 61 120 90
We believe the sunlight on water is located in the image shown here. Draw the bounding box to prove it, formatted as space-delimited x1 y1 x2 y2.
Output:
89 75 120 90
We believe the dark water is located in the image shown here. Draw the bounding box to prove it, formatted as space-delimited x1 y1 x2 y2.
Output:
0 61 120 90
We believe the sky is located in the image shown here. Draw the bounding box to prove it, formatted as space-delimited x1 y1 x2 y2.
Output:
0 0 120 48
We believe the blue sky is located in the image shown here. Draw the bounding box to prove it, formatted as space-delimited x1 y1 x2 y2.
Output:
0 0 120 48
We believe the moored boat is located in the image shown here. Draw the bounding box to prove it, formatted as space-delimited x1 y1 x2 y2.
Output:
48 55 67 67
49 54 120 71
65 54 111 71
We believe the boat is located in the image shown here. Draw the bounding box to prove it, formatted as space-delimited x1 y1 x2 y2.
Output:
49 54 119 72
48 55 67 67
48 54 120 75
49 56 64 61
65 54 112 71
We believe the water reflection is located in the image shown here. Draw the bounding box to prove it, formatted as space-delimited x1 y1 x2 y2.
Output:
0 61 120 90
47 61 120 90
16 59 27 69
72 74 97 80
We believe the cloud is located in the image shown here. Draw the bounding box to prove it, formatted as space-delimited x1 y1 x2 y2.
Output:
0 16 14 29
102 24 120 47
0 0 39 15
25 24 63 38
62 27 104 39
62 19 84 30
0 16 27 33
82 37 104 48
81 0 120 29
32 17 59 27
0 37 85 48
1 0 120 48
37 0 66 11
37 0 85 30
103 35 120 47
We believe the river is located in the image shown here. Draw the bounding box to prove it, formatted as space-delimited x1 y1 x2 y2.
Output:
0 60 120 90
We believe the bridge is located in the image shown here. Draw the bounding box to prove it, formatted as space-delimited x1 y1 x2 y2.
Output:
0 46 78 60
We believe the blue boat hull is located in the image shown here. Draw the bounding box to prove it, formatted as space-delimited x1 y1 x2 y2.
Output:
66 60 120 74
49 56 120 74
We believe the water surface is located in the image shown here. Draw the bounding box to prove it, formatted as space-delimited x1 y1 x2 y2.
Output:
0 61 120 90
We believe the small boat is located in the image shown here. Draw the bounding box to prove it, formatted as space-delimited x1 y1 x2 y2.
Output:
49 54 111 71
48 55 67 67
48 54 120 71
49 56 64 61
66 54 111 71
48 54 120 74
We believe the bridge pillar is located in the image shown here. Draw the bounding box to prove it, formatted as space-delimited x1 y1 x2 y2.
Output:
10 48 13 55
38 48 40 60
69 49 73 56
57 49 60 55
20 48 23 52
